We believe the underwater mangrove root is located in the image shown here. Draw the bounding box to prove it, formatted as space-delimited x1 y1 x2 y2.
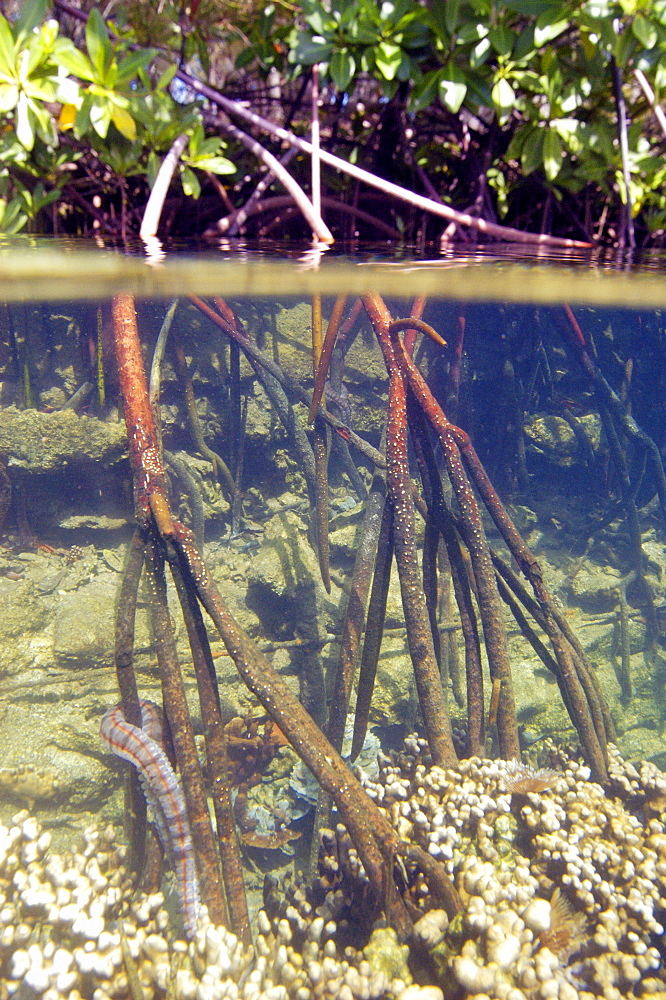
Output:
112 292 461 941
364 294 518 762
171 329 236 501
309 295 347 424
328 469 387 757
385 309 523 763
194 295 318 504
351 491 394 762
363 294 458 768
408 398 485 758
311 293 331 593
113 528 150 880
555 305 660 648
362 294 612 782
189 295 385 471
412 336 609 779
169 555 251 942
111 293 243 937
557 305 666 527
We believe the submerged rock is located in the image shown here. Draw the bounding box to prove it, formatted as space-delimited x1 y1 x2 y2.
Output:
524 412 601 466
53 573 152 667
0 406 126 473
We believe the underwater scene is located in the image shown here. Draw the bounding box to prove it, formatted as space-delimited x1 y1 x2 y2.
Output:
0 255 665 1000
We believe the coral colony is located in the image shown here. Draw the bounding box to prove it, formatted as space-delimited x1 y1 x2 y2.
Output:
0 741 665 998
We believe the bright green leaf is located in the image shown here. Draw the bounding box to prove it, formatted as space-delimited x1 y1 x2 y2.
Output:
0 81 18 112
110 105 136 140
470 36 492 67
89 99 112 138
438 62 467 112
521 127 544 174
54 39 95 82
0 16 16 77
632 14 657 48
375 40 402 80
534 11 569 46
492 77 515 110
180 164 200 198
192 155 236 174
85 8 111 83
15 92 34 149
542 126 563 179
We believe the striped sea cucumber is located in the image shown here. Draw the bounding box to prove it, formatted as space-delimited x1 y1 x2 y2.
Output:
100 700 201 938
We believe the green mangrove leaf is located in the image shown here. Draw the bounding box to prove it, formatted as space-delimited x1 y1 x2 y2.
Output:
543 126 563 179
89 99 112 138
439 62 467 112
330 48 356 90
14 0 49 44
521 126 544 173
0 82 18 112
375 40 402 79
54 39 95 82
535 9 570 46
180 164 200 198
632 14 657 48
0 17 16 77
85 9 112 83
110 105 136 140
492 76 515 110
15 92 34 149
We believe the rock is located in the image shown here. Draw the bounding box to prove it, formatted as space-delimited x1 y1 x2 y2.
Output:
0 406 126 473
58 515 130 531
363 927 411 984
53 573 152 667
524 412 601 466
564 563 623 612
245 509 335 643
0 579 49 639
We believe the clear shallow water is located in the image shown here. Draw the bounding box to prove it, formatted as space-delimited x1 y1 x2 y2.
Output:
0 243 664 998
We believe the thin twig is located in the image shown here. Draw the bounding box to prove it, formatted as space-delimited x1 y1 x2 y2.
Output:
206 149 299 236
634 68 666 139
610 56 635 251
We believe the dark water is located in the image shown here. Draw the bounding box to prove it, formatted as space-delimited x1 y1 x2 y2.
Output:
0 244 665 999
